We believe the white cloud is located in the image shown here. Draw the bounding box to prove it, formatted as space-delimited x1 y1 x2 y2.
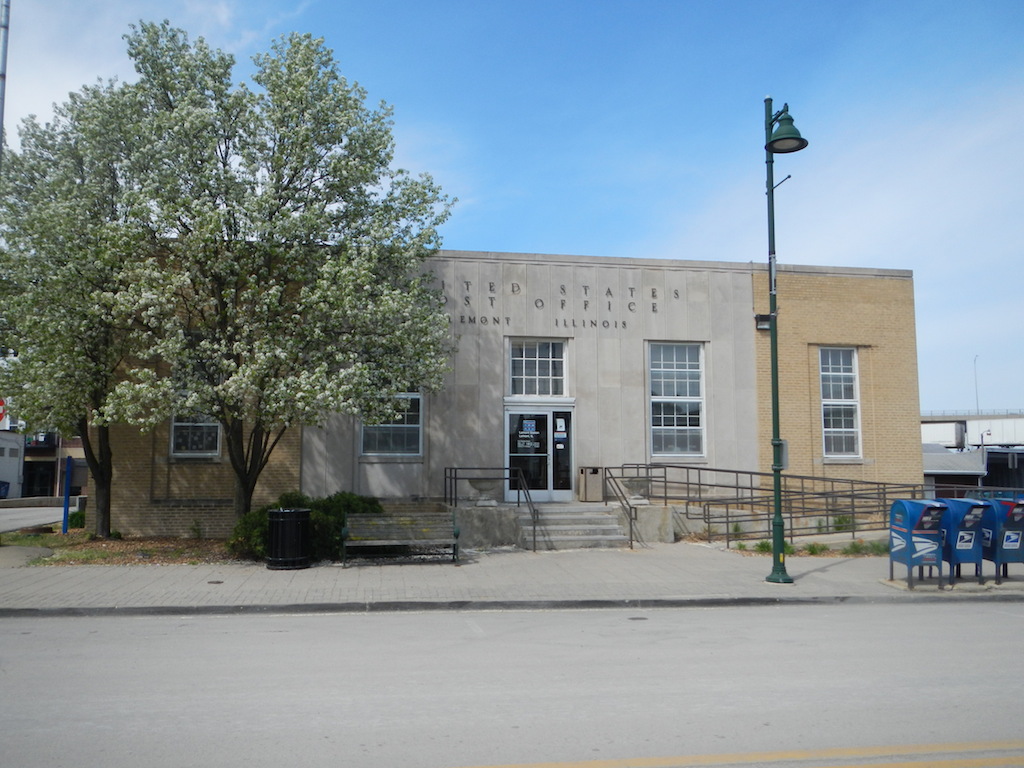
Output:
3 1 316 133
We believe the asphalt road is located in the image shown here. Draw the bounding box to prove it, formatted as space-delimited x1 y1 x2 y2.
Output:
0 505 64 533
3 602 1024 767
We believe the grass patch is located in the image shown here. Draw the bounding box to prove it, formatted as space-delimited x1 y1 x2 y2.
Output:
43 547 128 565
2 529 73 549
841 539 889 556
1 530 232 565
753 539 795 555
803 542 831 556
732 534 889 558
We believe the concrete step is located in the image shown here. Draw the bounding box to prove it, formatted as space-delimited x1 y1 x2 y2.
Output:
524 524 623 537
522 516 623 527
519 533 631 550
515 504 629 550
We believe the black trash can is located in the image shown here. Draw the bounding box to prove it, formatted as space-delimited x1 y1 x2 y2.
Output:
266 507 311 570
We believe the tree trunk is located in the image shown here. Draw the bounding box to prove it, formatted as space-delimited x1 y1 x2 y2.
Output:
79 419 113 538
224 419 286 520
232 469 257 520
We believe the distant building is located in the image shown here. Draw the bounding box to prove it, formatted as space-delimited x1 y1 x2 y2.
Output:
921 411 1024 493
0 430 22 499
97 250 924 538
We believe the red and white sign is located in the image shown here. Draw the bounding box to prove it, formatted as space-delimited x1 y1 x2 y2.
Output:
0 397 6 420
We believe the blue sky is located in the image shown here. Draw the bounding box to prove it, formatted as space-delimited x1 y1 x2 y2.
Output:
8 0 1024 413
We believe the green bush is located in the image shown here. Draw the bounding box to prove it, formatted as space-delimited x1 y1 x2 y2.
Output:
227 503 272 560
754 539 794 555
227 491 384 562
803 542 830 556
310 491 385 561
833 514 854 532
68 510 85 529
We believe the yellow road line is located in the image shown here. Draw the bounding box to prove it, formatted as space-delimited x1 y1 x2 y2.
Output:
459 741 1024 768
813 760 1022 768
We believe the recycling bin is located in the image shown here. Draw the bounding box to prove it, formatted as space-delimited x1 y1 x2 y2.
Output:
935 498 988 586
889 499 945 589
578 467 604 502
981 498 1024 584
266 507 311 570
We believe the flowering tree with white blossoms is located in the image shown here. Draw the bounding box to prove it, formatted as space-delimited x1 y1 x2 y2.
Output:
0 80 150 537
3 21 454 526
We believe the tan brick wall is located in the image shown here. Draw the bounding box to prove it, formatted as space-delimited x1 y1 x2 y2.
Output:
752 266 923 485
86 422 301 538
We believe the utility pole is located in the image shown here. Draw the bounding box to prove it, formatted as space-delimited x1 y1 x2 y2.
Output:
0 0 11 178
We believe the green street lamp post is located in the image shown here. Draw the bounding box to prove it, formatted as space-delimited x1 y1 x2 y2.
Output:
764 96 808 584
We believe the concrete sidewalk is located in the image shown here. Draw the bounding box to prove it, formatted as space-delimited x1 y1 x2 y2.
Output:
2 540 1023 616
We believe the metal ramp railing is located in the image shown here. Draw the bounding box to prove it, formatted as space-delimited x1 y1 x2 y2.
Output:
603 464 926 548
443 464 1024 551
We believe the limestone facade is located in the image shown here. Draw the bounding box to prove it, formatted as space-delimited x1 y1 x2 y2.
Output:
95 250 922 536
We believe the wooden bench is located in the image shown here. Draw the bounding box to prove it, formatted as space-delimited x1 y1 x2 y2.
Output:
341 510 460 564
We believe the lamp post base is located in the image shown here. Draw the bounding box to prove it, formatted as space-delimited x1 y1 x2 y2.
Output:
766 512 793 583
765 569 794 584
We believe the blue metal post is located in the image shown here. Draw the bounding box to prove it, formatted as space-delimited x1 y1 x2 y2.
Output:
61 455 72 534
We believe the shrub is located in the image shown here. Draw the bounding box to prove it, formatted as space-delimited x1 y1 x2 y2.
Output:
227 503 273 560
803 542 830 556
311 491 385 561
227 491 385 562
833 514 855 532
755 539 794 555
68 510 85 529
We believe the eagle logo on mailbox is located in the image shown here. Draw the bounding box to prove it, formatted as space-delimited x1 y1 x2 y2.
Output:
912 536 939 559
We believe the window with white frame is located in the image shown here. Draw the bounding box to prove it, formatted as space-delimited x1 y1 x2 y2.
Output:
820 347 860 457
510 340 565 396
649 343 704 455
361 394 422 455
171 413 220 457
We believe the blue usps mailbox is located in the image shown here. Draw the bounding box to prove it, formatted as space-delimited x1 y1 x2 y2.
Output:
981 498 1024 584
889 499 945 590
935 498 988 586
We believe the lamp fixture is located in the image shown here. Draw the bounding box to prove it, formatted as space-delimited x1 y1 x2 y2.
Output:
766 105 808 154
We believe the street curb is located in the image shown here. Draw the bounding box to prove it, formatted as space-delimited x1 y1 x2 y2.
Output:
3 591 1023 618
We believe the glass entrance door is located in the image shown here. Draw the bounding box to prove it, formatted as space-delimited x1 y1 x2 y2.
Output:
506 410 573 502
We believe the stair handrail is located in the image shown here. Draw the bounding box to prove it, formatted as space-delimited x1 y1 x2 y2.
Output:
442 466 539 550
602 469 636 548
510 469 538 551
